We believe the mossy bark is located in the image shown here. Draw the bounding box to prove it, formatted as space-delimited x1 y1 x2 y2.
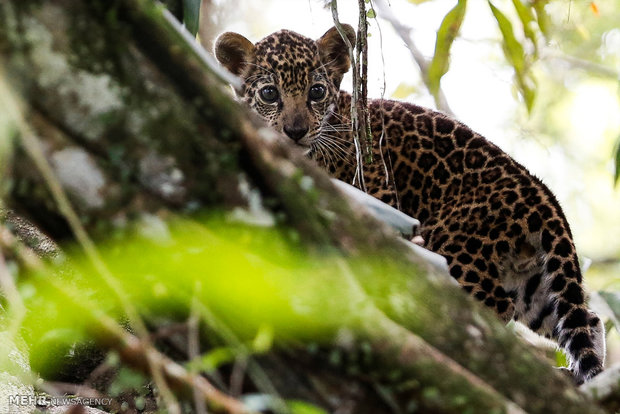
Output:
0 1 609 413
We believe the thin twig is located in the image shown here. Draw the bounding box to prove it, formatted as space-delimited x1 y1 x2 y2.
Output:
150 322 189 341
43 277 249 413
373 0 455 116
541 50 620 79
357 0 373 165
190 299 287 412
230 355 248 398
85 358 117 389
331 0 367 192
366 0 401 210
190 294 208 414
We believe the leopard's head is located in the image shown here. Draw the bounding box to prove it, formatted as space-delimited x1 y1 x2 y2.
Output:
215 26 355 150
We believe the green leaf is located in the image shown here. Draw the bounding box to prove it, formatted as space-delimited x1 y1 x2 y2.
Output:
288 400 329 414
182 0 201 37
391 82 417 99
555 349 568 368
488 1 536 112
531 0 550 37
614 135 620 186
193 347 237 372
366 8 376 19
427 0 467 99
252 323 274 353
511 0 538 55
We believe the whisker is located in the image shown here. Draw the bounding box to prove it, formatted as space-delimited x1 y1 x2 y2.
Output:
318 134 353 146
322 124 353 133
314 140 333 168
319 137 349 154
315 136 353 166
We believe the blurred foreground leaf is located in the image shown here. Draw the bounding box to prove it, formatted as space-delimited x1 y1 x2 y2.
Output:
391 82 417 99
288 400 329 414
16 216 375 374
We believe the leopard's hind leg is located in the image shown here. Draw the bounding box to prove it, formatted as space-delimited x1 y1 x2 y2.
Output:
426 228 516 323
429 225 605 384
503 237 605 384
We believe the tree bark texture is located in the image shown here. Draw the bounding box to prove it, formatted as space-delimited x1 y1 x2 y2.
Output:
0 1 609 413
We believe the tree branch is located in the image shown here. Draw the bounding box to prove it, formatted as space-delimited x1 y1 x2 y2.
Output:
372 0 455 116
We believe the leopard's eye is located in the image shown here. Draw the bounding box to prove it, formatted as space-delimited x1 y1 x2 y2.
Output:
259 86 279 103
308 84 326 101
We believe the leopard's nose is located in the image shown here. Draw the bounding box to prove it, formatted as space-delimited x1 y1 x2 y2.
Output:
283 125 309 141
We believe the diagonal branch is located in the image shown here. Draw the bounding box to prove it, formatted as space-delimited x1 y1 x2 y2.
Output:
372 0 455 116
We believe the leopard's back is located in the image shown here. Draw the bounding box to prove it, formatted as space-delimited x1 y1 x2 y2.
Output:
356 98 605 382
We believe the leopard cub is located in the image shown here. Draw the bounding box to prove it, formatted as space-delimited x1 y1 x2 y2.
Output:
215 25 605 384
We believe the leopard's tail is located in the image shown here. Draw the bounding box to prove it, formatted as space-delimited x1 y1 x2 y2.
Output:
540 251 605 384
556 297 605 384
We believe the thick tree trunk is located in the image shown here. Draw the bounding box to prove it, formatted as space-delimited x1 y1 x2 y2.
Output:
0 1 608 413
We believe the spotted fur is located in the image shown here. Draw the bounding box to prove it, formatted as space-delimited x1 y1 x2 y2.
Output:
215 26 605 384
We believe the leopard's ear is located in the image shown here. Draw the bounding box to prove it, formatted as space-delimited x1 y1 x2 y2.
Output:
316 25 356 84
214 32 255 76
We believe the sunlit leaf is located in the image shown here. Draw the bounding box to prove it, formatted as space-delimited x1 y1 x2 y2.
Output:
366 8 376 19
182 0 201 36
192 347 237 372
288 400 329 414
531 0 550 37
18 217 397 373
242 394 326 413
511 0 538 55
427 0 467 99
488 1 536 112
555 349 567 368
615 135 620 186
489 2 525 73
576 24 591 40
252 324 275 353
391 82 417 99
